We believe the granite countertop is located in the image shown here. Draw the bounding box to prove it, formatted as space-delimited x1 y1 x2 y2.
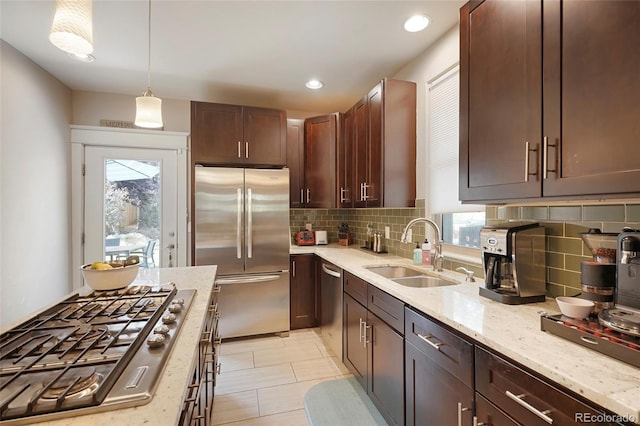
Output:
21 265 218 426
292 245 640 424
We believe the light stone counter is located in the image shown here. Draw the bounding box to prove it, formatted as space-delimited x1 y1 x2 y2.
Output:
293 245 640 424
20 265 218 426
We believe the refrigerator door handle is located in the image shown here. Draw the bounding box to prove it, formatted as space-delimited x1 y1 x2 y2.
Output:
236 188 242 259
247 188 253 258
215 274 280 285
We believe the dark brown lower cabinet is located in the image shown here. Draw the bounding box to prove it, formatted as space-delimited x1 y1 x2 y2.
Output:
475 347 617 426
289 254 318 330
343 290 404 426
404 307 474 426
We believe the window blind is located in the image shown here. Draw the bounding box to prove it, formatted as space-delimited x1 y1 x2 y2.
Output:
428 66 482 214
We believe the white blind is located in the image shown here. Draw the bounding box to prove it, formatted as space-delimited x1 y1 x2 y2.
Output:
428 66 482 214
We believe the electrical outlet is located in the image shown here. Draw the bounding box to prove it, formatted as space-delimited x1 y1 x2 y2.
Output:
305 223 313 231
385 226 390 239
405 229 412 242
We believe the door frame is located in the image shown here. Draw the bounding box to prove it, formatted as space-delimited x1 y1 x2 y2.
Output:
71 125 190 290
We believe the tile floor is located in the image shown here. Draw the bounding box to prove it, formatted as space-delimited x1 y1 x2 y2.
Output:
212 328 352 425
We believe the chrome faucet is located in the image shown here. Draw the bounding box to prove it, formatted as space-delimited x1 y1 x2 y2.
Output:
400 217 444 271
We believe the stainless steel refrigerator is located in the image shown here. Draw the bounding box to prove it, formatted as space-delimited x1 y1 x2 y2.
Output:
194 166 290 338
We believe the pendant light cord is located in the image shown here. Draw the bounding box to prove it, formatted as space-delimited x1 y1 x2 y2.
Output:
146 0 152 90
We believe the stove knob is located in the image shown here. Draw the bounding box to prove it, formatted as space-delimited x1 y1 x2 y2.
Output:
173 298 185 306
154 324 170 335
147 333 166 348
168 303 182 313
162 313 177 324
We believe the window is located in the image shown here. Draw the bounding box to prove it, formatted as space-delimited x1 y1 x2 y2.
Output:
427 65 484 249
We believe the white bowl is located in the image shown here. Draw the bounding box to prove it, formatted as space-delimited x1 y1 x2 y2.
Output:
81 263 140 291
556 296 594 319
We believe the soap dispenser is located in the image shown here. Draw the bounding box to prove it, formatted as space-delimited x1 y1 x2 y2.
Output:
421 239 432 266
413 242 422 265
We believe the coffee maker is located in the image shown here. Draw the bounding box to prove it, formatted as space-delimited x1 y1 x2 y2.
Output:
480 222 546 304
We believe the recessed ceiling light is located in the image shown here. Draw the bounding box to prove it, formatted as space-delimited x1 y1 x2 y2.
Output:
68 52 95 62
305 79 323 90
404 14 430 32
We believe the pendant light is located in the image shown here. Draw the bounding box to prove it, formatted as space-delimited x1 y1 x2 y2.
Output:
49 0 94 56
135 0 163 129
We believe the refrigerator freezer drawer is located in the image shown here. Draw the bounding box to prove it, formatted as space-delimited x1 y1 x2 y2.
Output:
217 272 290 339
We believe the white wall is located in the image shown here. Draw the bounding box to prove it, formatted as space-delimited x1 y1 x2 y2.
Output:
393 25 460 202
71 91 322 131
1 40 73 327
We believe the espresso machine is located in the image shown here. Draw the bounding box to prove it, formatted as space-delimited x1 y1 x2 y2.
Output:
597 229 640 336
480 222 546 304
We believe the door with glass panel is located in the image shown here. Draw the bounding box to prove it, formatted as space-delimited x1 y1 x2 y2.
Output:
84 146 178 268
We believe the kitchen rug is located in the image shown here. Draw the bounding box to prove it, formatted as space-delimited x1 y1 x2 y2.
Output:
303 377 388 426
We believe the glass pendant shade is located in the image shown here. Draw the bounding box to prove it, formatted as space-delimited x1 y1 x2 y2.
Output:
49 0 94 56
135 89 163 129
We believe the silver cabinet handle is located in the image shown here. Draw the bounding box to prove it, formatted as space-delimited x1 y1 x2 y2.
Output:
237 141 241 158
300 189 304 204
362 183 370 200
340 187 348 203
363 321 371 347
524 141 539 182
417 333 444 350
306 188 310 204
473 416 486 426
543 136 557 179
457 402 470 426
292 260 296 277
247 188 253 258
360 183 364 201
236 188 242 259
245 141 249 158
505 390 553 424
359 318 364 343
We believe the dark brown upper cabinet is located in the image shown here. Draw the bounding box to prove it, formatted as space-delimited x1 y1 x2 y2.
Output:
338 107 355 208
286 118 305 208
460 0 640 203
303 114 339 208
191 101 286 167
352 79 417 208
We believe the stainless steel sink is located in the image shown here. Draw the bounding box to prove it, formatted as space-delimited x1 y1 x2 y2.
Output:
364 265 425 278
364 264 458 288
391 276 456 288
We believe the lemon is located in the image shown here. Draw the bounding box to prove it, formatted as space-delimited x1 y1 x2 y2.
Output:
92 262 113 270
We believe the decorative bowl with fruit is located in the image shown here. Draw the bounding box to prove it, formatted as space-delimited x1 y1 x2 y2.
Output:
81 256 140 291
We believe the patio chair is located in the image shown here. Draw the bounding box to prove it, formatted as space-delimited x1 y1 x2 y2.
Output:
132 239 157 268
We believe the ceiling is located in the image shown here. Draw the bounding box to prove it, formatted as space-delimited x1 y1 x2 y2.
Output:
0 0 464 114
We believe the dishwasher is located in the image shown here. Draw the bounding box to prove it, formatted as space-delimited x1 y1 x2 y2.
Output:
320 261 343 359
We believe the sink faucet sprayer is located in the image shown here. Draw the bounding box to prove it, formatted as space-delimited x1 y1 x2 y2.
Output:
400 218 444 272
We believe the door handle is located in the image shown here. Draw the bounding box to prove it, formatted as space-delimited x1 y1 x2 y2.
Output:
247 188 253 259
306 188 310 204
359 318 364 343
321 264 341 278
524 141 539 182
237 141 241 158
543 136 557 179
300 189 304 204
236 188 242 259
245 141 249 158
417 333 444 351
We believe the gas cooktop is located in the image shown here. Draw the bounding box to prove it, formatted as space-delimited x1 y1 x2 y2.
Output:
0 283 195 424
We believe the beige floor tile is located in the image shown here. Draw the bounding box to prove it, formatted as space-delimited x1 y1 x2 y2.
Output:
216 363 297 395
221 336 286 355
212 390 259 425
219 351 255 373
254 344 323 368
257 379 328 416
221 409 309 426
291 356 345 381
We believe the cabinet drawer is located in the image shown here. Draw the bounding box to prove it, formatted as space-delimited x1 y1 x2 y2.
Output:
475 347 608 426
475 393 518 426
404 307 473 388
344 271 367 306
367 284 404 335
